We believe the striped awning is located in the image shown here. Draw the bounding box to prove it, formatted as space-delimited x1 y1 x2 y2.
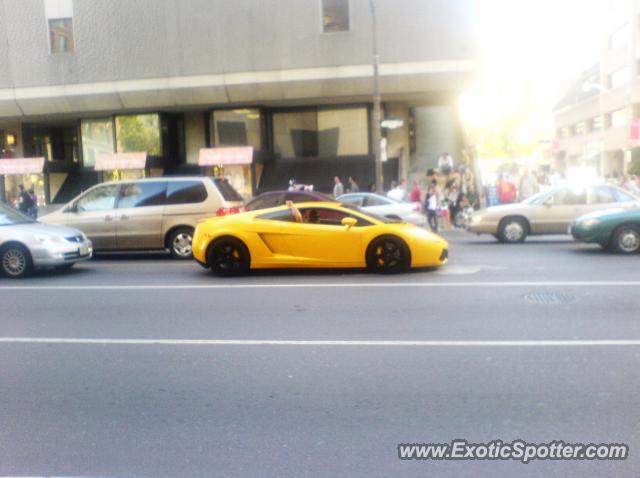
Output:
95 152 147 171
0 157 46 175
199 147 253 166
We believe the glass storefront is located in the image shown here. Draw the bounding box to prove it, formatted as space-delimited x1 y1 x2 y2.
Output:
4 174 47 208
115 114 161 155
103 169 146 182
81 118 114 167
211 109 262 149
272 107 368 158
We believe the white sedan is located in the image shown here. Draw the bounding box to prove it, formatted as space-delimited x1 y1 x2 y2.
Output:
338 193 426 226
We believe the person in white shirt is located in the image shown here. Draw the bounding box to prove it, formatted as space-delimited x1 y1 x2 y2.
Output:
387 180 406 201
437 152 454 175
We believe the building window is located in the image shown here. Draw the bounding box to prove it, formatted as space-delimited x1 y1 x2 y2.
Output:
322 0 350 32
609 23 629 50
211 109 262 149
588 116 603 132
45 0 74 53
115 114 161 155
81 119 114 167
608 65 630 89
607 108 630 128
272 107 368 158
574 122 585 135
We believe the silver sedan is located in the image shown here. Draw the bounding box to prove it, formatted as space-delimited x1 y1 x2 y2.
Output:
338 192 427 226
0 202 93 278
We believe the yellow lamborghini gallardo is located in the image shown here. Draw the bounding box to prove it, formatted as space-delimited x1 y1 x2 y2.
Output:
192 201 448 276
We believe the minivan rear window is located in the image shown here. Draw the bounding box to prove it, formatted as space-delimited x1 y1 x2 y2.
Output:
166 181 208 204
212 177 244 202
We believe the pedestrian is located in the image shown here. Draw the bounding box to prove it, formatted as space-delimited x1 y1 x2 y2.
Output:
437 152 454 176
387 180 405 201
424 179 440 232
17 185 34 214
333 176 344 198
409 180 421 202
623 175 640 195
347 176 360 193
497 174 516 204
519 169 539 201
28 187 38 218
447 184 460 226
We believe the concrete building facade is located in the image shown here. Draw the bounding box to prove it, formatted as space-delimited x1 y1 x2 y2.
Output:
0 0 477 205
553 0 640 179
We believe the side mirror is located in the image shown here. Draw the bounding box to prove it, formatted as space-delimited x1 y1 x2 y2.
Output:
543 198 553 207
65 203 78 213
341 217 358 229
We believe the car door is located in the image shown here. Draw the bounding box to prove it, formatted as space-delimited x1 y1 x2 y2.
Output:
536 187 588 233
63 184 119 249
115 181 167 249
363 194 398 217
584 185 620 214
250 209 297 266
284 207 365 266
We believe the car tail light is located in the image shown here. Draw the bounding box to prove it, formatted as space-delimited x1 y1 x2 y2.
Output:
216 207 243 216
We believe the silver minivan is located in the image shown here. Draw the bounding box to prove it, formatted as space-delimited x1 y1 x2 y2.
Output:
40 177 244 258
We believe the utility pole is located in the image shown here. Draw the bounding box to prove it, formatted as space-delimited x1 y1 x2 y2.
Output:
370 0 383 193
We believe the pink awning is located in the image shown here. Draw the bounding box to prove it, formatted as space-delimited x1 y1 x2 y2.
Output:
0 157 46 175
95 152 147 171
199 147 254 166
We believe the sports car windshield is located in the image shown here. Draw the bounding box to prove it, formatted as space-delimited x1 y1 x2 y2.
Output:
0 202 35 226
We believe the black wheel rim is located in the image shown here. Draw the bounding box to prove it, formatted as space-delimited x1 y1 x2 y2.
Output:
373 241 403 270
211 243 243 272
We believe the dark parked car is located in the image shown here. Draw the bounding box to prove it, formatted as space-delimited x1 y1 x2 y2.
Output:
245 190 336 211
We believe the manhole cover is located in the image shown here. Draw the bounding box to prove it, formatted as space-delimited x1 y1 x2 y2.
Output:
523 291 577 305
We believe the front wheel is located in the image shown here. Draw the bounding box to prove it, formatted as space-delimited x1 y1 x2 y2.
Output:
207 237 250 276
168 227 194 259
497 217 528 243
1 244 33 278
366 236 410 274
610 225 640 254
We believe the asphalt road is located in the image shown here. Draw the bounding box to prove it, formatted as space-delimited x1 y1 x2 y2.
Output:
1 231 639 477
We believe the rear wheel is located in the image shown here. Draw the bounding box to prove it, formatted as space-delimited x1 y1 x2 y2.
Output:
168 227 194 259
366 236 410 274
610 225 640 254
207 237 250 276
497 217 528 243
1 244 33 278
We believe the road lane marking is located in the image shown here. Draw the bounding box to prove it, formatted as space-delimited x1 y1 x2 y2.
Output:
2 338 640 347
1 281 640 291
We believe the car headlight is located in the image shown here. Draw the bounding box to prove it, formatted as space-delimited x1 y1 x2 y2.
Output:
470 214 483 225
34 234 64 244
581 218 601 228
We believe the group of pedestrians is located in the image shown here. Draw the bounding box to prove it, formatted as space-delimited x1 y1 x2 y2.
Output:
14 184 38 218
333 176 361 198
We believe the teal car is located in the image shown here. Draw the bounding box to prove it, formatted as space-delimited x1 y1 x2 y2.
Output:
571 207 640 253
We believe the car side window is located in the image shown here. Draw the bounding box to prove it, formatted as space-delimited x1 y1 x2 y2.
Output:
256 210 295 222
364 195 389 207
117 182 167 208
340 195 364 206
166 181 208 205
587 186 616 204
285 192 315 203
613 188 636 202
551 188 586 205
75 185 118 212
298 207 371 226
250 194 284 210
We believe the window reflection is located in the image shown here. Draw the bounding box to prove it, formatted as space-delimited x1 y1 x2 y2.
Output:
115 114 161 155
